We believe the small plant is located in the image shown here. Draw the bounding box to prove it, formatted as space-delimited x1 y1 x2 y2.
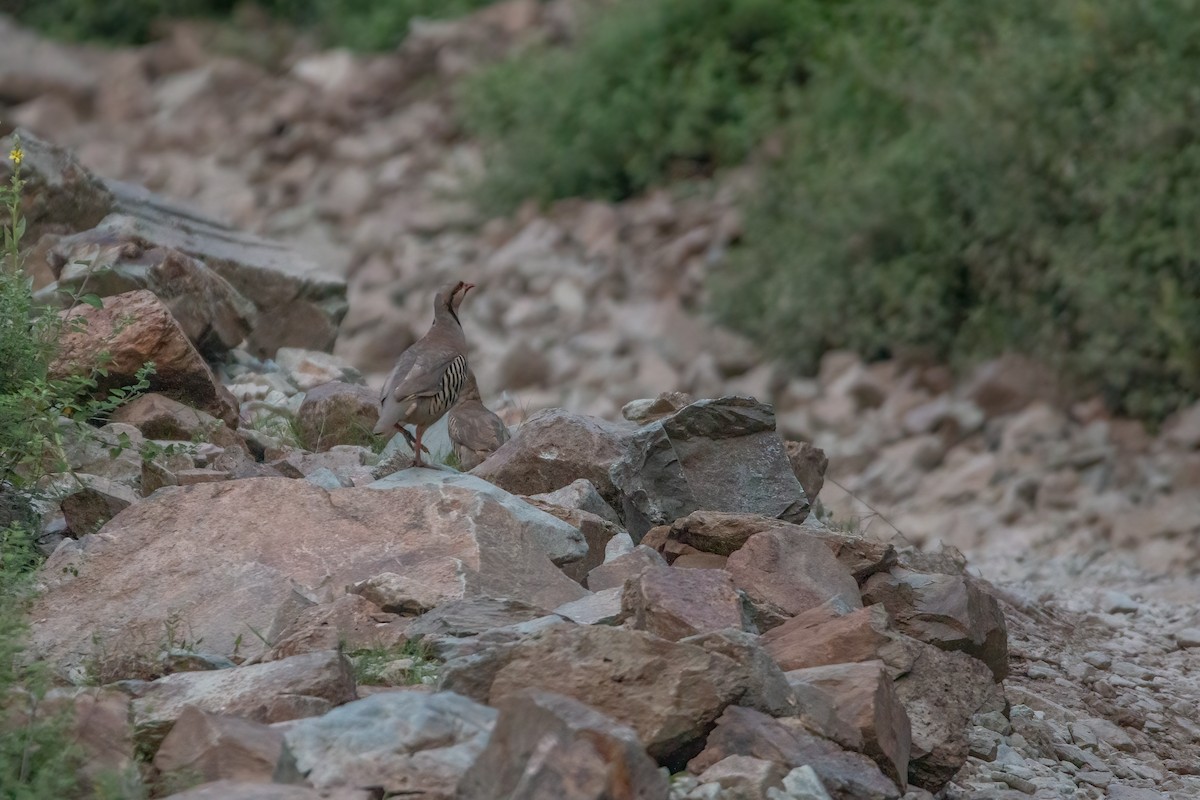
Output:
348 640 438 687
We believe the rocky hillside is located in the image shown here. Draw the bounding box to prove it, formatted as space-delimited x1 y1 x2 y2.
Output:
2 4 1200 799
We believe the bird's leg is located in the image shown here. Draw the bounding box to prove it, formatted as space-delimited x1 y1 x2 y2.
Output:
395 425 430 455
412 426 427 468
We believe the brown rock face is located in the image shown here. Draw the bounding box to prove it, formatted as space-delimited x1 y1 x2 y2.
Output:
295 381 380 451
50 289 238 426
153 706 284 785
861 568 1009 680
265 595 408 662
785 661 911 789
893 643 1006 791
762 605 904 673
688 706 901 800
725 528 862 626
455 689 669 800
619 566 748 641
131 651 357 752
440 625 749 765
32 474 586 671
471 408 635 507
645 512 895 582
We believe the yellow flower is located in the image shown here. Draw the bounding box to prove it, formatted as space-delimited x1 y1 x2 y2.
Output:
8 147 21 166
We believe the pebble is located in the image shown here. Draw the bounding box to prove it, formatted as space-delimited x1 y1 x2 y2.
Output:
1100 591 1140 614
1082 651 1113 669
1076 770 1113 788
1175 628 1200 649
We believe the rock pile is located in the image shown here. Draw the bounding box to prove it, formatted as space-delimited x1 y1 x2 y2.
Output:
5 6 1200 798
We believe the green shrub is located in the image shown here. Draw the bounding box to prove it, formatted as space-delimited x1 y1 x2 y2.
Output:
714 0 1200 421
0 141 85 800
459 0 832 209
2 0 498 49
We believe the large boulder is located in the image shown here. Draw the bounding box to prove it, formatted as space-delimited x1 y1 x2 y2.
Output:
31 473 587 673
49 289 239 426
281 691 496 799
892 643 1005 792
44 226 256 359
153 706 284 786
456 689 669 800
725 528 862 627
785 662 910 789
440 625 756 765
471 409 635 508
610 397 810 540
861 568 1008 680
295 381 380 452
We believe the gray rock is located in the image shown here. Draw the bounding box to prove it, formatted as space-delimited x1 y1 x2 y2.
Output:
369 471 587 567
610 397 809 540
768 766 834 800
553 588 623 626
530 478 622 525
282 691 495 797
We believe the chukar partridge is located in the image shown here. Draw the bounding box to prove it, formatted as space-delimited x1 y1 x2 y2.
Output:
447 370 510 470
374 280 474 467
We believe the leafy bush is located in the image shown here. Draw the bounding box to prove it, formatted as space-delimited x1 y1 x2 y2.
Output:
459 0 830 208
0 141 85 800
714 0 1200 421
2 0 498 50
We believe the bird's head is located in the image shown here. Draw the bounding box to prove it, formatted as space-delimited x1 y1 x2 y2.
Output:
435 280 475 324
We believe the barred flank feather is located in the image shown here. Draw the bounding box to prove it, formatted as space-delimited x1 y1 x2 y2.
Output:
431 354 468 416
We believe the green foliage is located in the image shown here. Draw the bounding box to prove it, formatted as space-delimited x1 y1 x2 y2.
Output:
348 640 438 686
3 0 498 50
714 0 1200 421
0 140 155 799
459 0 828 208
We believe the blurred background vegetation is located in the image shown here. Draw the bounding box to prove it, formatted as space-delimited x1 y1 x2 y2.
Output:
3 0 1198 422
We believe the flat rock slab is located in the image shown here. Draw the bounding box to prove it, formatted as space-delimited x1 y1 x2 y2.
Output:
131 651 356 751
32 474 586 673
456 689 669 800
282 691 496 799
